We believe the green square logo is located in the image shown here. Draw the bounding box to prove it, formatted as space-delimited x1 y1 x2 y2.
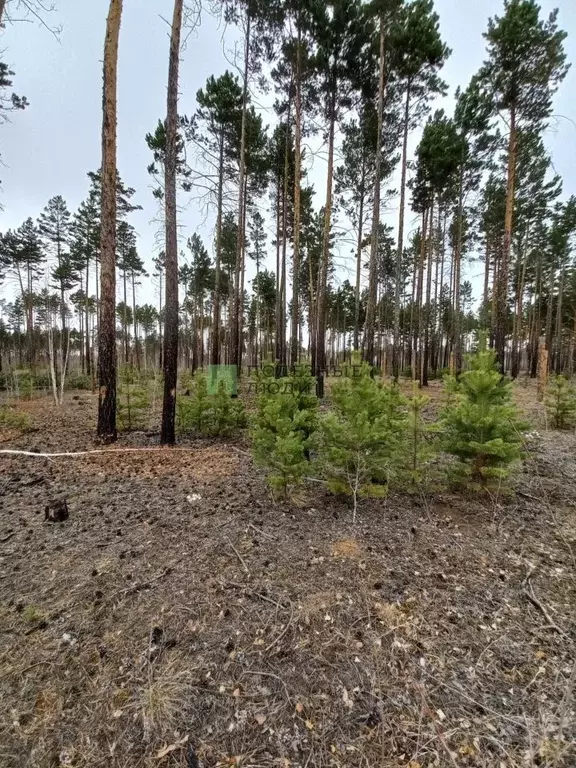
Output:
207 365 238 396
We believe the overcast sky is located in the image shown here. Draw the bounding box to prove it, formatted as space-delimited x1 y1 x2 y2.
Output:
1 0 576 308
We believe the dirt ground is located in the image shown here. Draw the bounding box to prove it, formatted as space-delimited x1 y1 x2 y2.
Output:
0 386 575 768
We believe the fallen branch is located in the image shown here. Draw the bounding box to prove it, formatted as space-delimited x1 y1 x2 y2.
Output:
523 580 569 638
226 536 250 575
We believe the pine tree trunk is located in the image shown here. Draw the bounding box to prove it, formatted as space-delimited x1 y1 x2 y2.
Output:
26 265 34 364
453 164 465 374
393 81 410 379
422 197 434 386
85 246 91 376
132 271 140 370
496 102 517 372
0 0 6 26
200 295 204 368
314 86 336 377
491 246 499 346
211 133 224 366
275 168 282 367
279 114 290 371
308 254 316 369
545 264 555 360
290 26 302 366
431 208 443 375
122 269 129 364
238 173 248 372
364 12 386 367
231 9 251 370
97 0 122 441
511 233 529 379
160 0 183 445
353 157 365 352
415 208 428 384
554 264 565 374
483 241 490 316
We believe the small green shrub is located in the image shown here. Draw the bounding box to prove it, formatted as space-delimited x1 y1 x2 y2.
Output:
211 381 247 436
177 373 246 437
250 367 318 498
0 404 32 431
545 375 576 430
66 372 92 391
178 369 196 394
177 373 213 435
441 345 527 487
33 371 51 390
117 367 151 431
402 384 439 488
314 363 406 520
10 369 34 399
23 605 45 623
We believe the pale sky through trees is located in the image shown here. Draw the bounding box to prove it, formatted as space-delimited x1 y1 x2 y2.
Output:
1 0 576 306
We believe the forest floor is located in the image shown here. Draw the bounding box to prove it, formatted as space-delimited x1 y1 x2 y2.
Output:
0 383 575 768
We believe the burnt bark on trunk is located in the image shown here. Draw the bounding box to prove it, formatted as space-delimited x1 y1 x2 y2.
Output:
97 0 123 441
160 0 183 445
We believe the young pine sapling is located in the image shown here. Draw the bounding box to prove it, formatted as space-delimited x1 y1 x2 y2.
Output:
545 374 576 430
315 364 406 522
441 346 527 487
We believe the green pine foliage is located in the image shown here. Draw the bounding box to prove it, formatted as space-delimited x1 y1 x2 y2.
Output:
177 372 211 435
250 367 317 499
66 372 92 391
117 367 151 431
0 404 32 432
545 374 576 430
441 346 527 486
211 380 247 436
403 383 439 488
314 364 406 521
176 373 246 437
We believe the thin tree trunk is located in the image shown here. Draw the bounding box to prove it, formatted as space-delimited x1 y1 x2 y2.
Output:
554 264 565 374
483 241 490 314
132 270 140 370
275 170 282 366
353 157 365 352
211 133 224 366
415 208 428 383
290 24 302 366
158 268 163 369
314 86 336 377
97 0 123 441
393 81 410 379
123 268 129 364
160 0 183 445
231 9 251 370
511 232 529 379
545 263 555 359
364 11 386 366
85 245 91 376
279 112 290 371
422 196 434 386
453 164 465 374
496 102 517 372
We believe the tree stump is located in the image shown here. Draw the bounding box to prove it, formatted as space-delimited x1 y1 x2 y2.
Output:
44 500 69 523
